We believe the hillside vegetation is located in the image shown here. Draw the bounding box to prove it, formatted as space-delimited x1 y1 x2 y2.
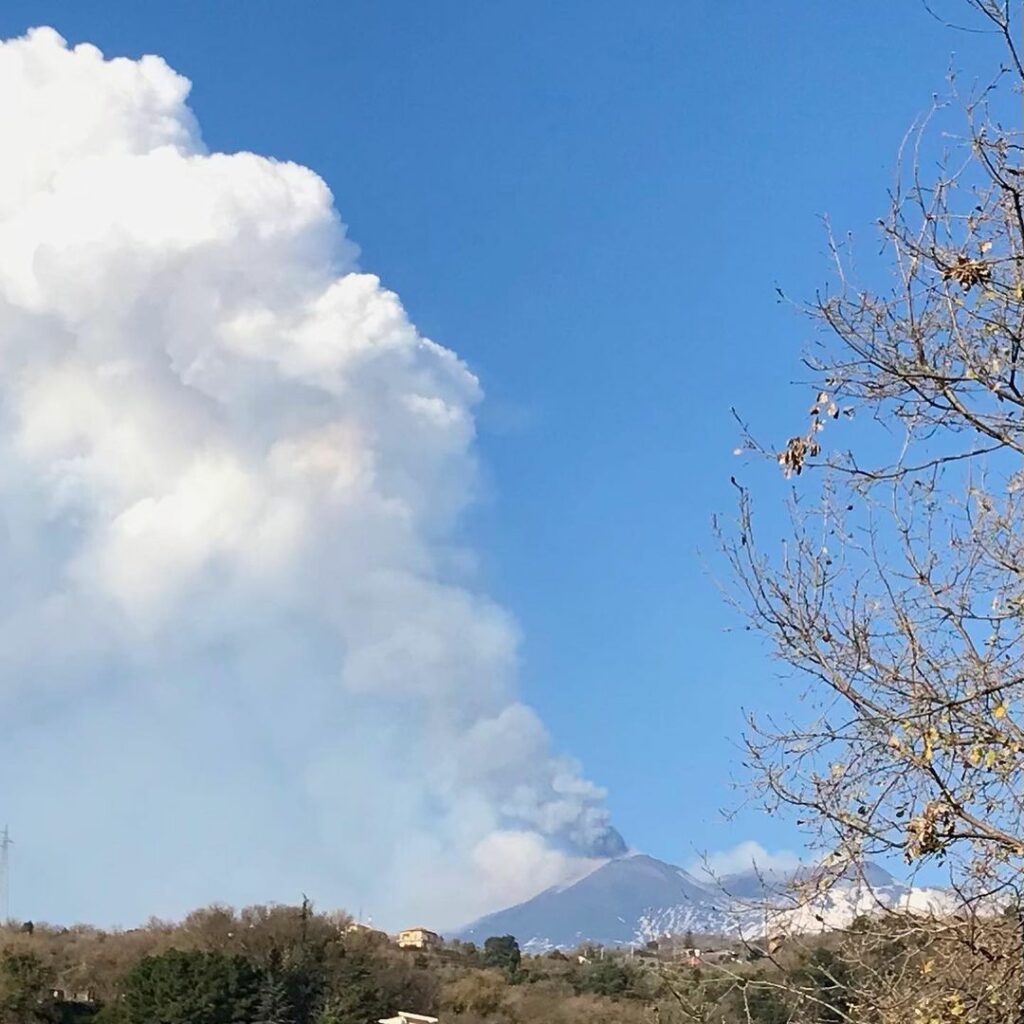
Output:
0 901 861 1024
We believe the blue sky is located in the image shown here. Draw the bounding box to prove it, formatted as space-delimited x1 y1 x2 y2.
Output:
0 2 1006 919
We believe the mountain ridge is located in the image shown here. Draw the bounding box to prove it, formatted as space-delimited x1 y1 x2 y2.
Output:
455 852 948 951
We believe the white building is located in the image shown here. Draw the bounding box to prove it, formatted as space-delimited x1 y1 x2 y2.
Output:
397 927 442 950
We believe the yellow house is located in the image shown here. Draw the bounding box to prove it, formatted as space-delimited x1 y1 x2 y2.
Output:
397 927 442 950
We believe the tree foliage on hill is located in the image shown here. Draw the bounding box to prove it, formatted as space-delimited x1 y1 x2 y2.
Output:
481 937 520 978
575 958 638 998
317 950 388 1024
253 971 295 1024
0 907 877 1024
118 949 261 1024
0 948 54 1024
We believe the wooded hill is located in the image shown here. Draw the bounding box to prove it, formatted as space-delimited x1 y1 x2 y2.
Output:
0 901 851 1024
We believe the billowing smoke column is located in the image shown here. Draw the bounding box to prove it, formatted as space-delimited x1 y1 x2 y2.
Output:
0 28 624 928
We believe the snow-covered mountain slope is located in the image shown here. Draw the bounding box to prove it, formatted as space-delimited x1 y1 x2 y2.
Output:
758 875 953 937
455 852 953 952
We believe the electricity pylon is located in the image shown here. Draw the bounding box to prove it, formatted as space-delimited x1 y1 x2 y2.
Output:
0 827 12 922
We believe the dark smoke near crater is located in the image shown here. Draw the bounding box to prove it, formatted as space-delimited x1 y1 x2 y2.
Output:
587 826 629 858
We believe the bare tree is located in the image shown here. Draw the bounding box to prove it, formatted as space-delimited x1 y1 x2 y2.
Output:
722 2 1024 1021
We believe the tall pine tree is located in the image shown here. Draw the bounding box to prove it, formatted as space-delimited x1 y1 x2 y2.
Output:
253 973 295 1024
